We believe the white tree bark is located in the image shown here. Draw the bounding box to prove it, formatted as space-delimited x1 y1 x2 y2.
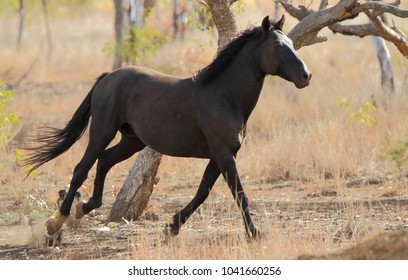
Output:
372 36 394 93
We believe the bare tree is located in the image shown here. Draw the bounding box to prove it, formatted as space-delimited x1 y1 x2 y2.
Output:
16 0 53 64
275 0 407 53
17 0 24 51
373 35 395 93
113 0 129 70
41 0 53 62
371 5 395 93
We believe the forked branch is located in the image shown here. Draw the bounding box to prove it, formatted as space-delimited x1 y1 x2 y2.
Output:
275 0 408 57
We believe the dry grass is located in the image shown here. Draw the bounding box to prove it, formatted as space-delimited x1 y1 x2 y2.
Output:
1 0 408 260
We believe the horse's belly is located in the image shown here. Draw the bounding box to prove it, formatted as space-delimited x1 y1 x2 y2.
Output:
128 95 209 157
147 135 209 158
135 123 210 158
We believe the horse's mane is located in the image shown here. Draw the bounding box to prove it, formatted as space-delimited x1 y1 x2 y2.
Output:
193 25 265 84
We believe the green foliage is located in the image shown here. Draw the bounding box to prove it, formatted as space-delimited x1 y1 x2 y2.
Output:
0 83 20 147
234 0 247 13
187 0 246 32
15 149 38 175
378 135 408 169
14 148 24 163
21 194 51 221
106 27 169 65
187 5 213 32
389 140 408 168
335 98 377 126
0 193 51 226
0 211 19 226
0 0 19 14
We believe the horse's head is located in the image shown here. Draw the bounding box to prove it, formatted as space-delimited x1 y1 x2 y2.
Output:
258 15 311 89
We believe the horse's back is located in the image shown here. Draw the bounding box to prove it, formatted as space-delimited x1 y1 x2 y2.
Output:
90 66 209 158
91 66 190 114
112 66 185 88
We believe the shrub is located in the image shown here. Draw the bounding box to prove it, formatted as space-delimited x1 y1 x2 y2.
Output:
0 83 20 147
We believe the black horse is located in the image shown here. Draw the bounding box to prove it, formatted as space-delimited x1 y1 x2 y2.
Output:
25 15 311 240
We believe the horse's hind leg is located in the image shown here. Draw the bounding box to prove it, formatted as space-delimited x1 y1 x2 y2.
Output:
45 125 117 236
77 135 146 217
167 159 220 236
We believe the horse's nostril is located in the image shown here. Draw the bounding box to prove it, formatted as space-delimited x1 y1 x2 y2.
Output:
303 71 311 81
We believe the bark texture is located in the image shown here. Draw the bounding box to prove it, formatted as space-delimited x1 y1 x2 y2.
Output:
108 147 162 222
276 0 408 55
207 0 237 50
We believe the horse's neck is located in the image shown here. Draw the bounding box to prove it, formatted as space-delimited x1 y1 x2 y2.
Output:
213 47 266 122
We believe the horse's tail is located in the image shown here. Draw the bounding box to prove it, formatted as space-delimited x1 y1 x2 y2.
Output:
24 72 109 175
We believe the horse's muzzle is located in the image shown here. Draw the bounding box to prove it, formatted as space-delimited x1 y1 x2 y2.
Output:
296 70 312 89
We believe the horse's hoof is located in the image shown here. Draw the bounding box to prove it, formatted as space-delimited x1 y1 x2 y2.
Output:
45 211 68 236
248 230 264 242
75 201 86 219
163 224 179 242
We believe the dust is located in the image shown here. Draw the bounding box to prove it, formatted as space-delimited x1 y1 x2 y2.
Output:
6 218 48 247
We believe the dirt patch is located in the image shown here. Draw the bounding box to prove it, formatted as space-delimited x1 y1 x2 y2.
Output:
1 177 407 260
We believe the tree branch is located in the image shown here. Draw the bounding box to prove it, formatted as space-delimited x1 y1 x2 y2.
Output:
275 0 311 20
284 0 361 49
276 0 408 56
319 0 329 10
329 22 379 37
357 1 408 18
369 15 408 56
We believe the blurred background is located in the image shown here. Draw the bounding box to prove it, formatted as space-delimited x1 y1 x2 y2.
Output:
0 0 408 259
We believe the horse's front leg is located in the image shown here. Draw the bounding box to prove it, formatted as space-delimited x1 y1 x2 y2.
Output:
166 159 220 236
215 151 260 239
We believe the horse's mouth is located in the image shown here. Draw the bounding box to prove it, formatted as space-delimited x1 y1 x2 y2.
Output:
295 81 310 89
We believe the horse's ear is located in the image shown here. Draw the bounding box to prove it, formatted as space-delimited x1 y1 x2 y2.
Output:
261 16 271 31
274 15 285 31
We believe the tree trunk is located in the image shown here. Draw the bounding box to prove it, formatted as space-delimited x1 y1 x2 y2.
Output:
108 147 162 221
273 1 281 22
17 0 24 51
371 4 395 94
108 1 238 222
113 0 129 70
207 0 237 50
372 36 394 94
41 0 52 63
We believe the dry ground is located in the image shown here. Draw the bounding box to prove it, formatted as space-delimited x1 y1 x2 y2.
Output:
1 0 408 260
